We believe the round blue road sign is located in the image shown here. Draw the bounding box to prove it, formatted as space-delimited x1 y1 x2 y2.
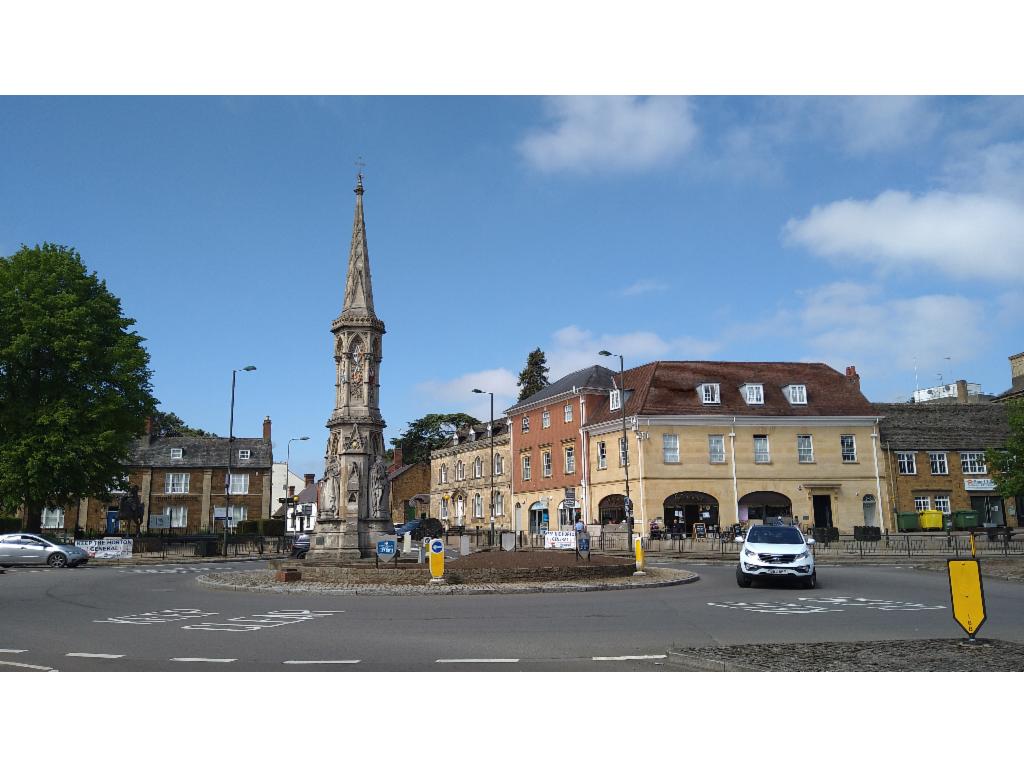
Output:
430 539 444 555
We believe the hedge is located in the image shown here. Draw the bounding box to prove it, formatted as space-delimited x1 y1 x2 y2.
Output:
0 517 21 533
234 519 286 536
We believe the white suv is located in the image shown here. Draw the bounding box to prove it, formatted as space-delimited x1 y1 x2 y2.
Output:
735 524 816 589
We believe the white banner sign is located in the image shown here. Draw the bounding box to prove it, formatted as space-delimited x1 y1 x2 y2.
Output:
964 478 996 491
544 531 577 550
75 538 134 559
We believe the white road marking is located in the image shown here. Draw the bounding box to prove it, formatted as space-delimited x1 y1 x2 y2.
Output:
0 649 28 654
283 660 361 665
66 652 124 659
435 658 520 664
593 655 667 661
0 660 57 671
171 657 237 663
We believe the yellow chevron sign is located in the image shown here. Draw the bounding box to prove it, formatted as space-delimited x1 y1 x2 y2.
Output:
947 559 986 638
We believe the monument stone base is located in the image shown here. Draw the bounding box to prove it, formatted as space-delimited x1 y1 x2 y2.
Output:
305 518 363 562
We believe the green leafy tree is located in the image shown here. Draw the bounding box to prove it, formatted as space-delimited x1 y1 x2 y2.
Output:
517 347 550 402
390 412 477 465
0 243 157 531
987 400 1024 499
152 410 217 437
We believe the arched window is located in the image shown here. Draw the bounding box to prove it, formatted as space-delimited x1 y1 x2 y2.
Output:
473 494 483 518
495 492 504 517
439 464 448 484
456 461 465 481
455 496 465 519
494 453 503 475
440 497 449 519
474 457 482 478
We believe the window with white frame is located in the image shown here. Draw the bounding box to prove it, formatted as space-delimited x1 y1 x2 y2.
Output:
929 452 948 475
934 495 951 514
564 445 575 474
456 461 465 481
787 384 807 405
41 507 65 529
494 454 503 475
238 449 251 460
440 498 449 519
227 505 247 528
228 473 249 494
473 494 483 518
170 447 183 459
521 455 531 481
841 435 857 463
663 434 680 463
610 389 621 410
164 505 187 528
495 492 504 517
619 436 629 467
439 464 448 484
743 384 764 405
542 450 552 477
708 435 726 463
165 472 190 494
914 496 931 511
961 452 987 474
474 457 482 478
597 441 607 469
700 383 720 404
797 435 814 463
542 410 550 429
753 435 770 463
521 417 530 433
897 452 917 475
564 403 573 423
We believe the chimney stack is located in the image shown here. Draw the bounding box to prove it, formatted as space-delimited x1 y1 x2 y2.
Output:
288 485 295 498
143 416 153 446
263 416 272 444
1011 352 1024 390
304 473 315 488
845 365 860 390
391 445 403 470
955 379 969 403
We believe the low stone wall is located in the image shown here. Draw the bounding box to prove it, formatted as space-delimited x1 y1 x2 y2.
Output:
286 562 634 585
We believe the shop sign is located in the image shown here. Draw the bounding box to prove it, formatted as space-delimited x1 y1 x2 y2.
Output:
964 478 996 491
544 531 576 550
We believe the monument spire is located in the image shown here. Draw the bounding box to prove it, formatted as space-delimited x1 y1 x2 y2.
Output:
342 172 375 317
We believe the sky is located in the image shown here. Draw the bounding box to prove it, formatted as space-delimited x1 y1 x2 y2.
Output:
2 95 1022 477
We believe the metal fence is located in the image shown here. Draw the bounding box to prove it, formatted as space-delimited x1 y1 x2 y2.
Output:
45 532 294 558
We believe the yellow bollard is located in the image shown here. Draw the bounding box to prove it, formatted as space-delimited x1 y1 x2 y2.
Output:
633 535 646 575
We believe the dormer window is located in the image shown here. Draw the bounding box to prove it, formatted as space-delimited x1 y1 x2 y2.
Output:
743 384 764 405
786 384 807 405
700 383 720 404
238 449 251 460
170 448 183 459
468 429 476 442
610 389 622 411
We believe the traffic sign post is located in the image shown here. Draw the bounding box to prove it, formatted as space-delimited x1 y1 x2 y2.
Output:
428 538 445 581
948 558 987 640
376 538 397 568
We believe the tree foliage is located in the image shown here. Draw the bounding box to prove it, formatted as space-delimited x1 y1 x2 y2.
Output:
517 347 550 402
390 412 477 465
152 410 217 437
0 243 157 530
987 399 1024 499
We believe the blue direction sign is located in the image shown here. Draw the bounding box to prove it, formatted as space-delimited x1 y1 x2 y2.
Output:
430 539 444 555
377 540 396 556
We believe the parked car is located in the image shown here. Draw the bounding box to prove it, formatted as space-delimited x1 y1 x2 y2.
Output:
290 533 310 559
0 533 91 568
394 518 443 543
735 524 816 588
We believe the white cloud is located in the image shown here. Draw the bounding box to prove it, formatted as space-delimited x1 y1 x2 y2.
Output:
518 96 698 173
415 367 518 421
622 279 669 296
941 140 1024 200
831 96 940 154
547 325 720 379
783 189 1024 281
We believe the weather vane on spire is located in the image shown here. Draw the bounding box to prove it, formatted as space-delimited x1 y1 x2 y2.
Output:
355 156 366 191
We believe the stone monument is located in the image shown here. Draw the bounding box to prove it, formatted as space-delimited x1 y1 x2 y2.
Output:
306 173 392 560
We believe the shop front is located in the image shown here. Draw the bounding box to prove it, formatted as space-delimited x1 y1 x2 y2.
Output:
529 501 550 534
966 478 1006 526
738 491 793 525
662 491 719 537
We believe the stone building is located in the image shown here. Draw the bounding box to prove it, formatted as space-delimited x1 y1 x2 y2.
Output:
993 352 1024 402
875 402 1015 527
505 366 617 533
582 361 887 534
430 420 511 530
387 446 430 523
48 416 274 534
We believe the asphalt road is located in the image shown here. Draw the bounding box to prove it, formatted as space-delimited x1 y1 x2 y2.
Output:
2 559 1022 671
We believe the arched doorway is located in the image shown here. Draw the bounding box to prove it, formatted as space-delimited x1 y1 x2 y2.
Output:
862 494 877 527
739 491 792 524
663 492 719 536
529 501 549 534
598 494 626 525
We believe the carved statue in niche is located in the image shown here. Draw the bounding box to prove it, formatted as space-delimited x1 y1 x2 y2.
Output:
370 456 389 518
321 458 340 519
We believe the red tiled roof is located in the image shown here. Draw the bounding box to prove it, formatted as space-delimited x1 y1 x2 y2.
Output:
586 361 874 424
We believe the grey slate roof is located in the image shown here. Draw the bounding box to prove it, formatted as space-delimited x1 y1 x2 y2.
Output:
508 365 618 412
874 403 1010 450
128 435 273 468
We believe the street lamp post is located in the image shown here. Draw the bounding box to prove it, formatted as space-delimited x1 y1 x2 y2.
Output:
472 388 496 548
286 436 310 531
598 350 632 549
224 365 256 557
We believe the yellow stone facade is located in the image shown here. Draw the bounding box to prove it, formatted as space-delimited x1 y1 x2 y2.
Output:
429 425 512 530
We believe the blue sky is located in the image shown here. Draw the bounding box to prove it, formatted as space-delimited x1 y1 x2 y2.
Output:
2 96 1022 477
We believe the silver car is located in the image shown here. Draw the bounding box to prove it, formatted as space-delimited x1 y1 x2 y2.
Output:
0 533 90 568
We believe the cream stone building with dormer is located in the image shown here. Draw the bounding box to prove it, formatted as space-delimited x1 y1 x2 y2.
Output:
429 421 512 530
583 361 890 535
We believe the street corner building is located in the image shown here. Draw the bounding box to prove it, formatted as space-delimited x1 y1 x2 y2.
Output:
430 420 512 531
